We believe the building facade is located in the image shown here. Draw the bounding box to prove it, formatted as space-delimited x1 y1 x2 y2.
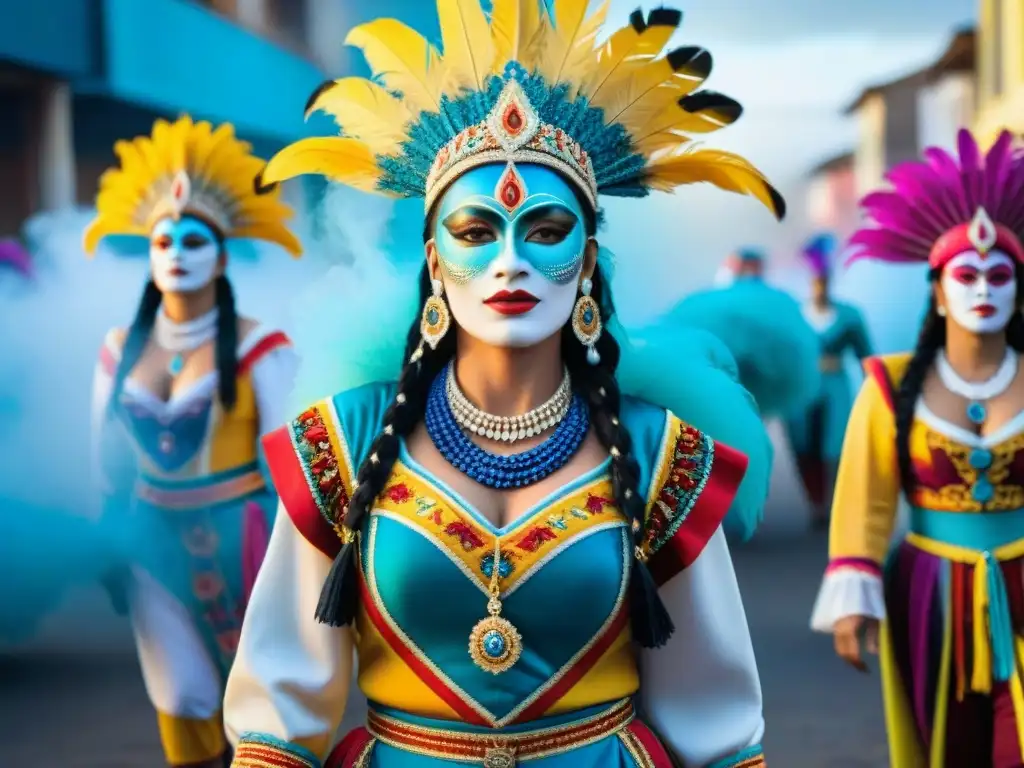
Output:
0 0 339 237
975 0 1024 144
804 152 858 242
918 28 977 151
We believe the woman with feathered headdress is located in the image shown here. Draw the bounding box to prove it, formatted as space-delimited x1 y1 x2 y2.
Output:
810 129 1024 767
84 115 302 768
783 232 872 529
223 2 783 766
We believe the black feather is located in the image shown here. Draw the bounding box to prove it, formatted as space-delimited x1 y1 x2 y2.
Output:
647 8 682 27
678 90 743 120
767 184 787 220
253 168 278 195
305 79 336 117
666 46 712 79
629 9 646 32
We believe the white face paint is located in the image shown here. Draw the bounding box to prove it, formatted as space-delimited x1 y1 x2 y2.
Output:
940 250 1017 334
430 164 589 348
149 216 221 294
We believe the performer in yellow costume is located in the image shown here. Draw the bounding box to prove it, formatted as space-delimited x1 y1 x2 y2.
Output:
224 1 783 766
86 116 302 767
811 129 1024 767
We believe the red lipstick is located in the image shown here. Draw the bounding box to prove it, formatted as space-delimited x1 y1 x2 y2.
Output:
484 289 540 316
168 266 189 277
974 304 997 317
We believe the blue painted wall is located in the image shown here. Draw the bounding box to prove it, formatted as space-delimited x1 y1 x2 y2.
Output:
0 0 99 78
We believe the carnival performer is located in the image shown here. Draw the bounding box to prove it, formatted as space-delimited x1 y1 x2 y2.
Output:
668 246 821 423
785 233 872 529
85 115 302 768
811 129 1024 767
222 2 783 767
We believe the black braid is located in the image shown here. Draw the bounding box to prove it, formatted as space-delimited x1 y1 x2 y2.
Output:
896 267 1024 492
560 267 674 648
108 279 162 416
214 275 239 410
315 266 456 625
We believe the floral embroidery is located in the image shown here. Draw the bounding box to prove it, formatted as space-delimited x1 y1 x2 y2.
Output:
645 421 714 557
516 526 558 552
385 483 414 504
585 494 613 514
445 520 486 551
290 406 350 526
481 550 516 578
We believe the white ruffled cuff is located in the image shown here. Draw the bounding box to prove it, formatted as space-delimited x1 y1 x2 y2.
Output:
809 568 886 633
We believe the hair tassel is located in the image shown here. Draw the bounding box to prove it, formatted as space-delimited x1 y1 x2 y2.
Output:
314 538 360 627
629 551 674 649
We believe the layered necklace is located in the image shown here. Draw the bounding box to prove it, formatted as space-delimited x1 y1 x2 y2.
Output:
154 308 218 376
446 364 572 444
935 348 1018 504
424 363 589 675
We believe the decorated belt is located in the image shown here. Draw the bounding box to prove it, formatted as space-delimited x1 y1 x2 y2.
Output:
137 466 265 511
819 354 842 373
366 698 635 766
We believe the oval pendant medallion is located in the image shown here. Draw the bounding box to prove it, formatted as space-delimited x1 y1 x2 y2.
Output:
469 615 522 674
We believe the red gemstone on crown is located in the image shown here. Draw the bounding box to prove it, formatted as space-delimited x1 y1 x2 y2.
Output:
503 103 525 134
496 164 526 212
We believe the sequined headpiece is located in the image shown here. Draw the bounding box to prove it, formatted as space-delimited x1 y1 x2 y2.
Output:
258 0 785 221
84 116 301 256
847 129 1024 271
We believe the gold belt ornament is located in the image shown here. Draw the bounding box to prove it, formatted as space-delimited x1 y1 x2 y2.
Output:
365 698 635 765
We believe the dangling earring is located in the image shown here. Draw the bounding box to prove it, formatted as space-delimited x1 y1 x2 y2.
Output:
421 278 451 350
572 277 602 365
937 304 947 317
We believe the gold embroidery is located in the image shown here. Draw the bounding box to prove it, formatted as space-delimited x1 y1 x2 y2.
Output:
914 429 1024 512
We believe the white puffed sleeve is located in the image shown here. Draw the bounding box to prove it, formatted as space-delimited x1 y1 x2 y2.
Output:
248 337 299 438
224 504 353 762
639 527 766 768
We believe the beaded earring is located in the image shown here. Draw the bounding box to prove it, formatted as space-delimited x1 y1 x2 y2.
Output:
572 277 602 365
421 278 451 349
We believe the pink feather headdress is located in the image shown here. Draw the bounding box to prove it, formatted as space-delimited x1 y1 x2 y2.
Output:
846 129 1024 271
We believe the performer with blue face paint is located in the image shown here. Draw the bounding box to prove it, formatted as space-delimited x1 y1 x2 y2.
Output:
224 3 784 767
84 116 302 768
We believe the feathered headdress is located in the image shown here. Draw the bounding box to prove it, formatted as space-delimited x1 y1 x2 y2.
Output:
83 116 302 256
258 0 785 219
0 239 32 278
801 233 836 277
847 129 1024 270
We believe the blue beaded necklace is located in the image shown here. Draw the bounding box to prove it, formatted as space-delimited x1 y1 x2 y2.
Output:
424 364 589 489
936 349 1018 504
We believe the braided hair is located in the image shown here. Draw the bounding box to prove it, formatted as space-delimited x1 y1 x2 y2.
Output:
109 265 240 415
315 204 674 648
895 267 1024 492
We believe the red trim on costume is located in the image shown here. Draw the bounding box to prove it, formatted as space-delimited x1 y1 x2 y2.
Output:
232 742 317 768
929 222 1024 269
238 330 291 376
511 599 631 724
261 425 340 559
863 356 896 413
625 720 676 768
325 726 374 768
647 440 747 587
356 568 491 727
99 341 118 377
824 557 883 578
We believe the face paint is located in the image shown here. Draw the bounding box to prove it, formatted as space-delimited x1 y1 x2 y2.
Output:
940 250 1017 334
430 163 589 348
149 215 221 293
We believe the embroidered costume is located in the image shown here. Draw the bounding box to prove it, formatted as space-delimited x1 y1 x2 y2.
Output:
811 130 1024 766
784 233 872 514
86 116 301 767
224 2 782 766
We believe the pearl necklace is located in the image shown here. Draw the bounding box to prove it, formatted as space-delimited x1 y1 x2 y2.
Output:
445 365 572 443
154 308 218 376
936 349 1018 424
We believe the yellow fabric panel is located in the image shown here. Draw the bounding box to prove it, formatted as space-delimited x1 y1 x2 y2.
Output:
354 603 461 720
544 624 639 715
879 620 927 767
156 709 226 765
828 371 901 564
208 373 259 473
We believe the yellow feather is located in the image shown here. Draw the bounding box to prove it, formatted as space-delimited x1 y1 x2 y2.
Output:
591 57 682 130
260 137 385 195
589 20 680 99
644 148 784 219
538 0 608 88
633 131 692 155
305 78 411 156
437 0 496 92
345 19 448 114
489 0 544 73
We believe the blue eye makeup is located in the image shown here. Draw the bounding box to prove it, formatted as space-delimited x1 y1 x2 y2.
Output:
151 215 218 249
433 164 588 285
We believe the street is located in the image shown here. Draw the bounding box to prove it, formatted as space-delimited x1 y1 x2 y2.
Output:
0 424 888 767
